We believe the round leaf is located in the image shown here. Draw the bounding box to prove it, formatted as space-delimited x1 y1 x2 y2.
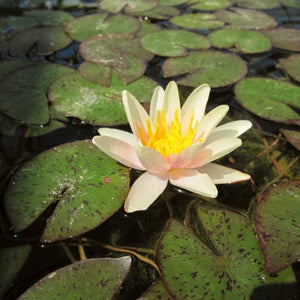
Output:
100 0 157 13
280 129 300 151
234 78 300 124
132 5 180 20
188 0 231 10
233 0 280 9
24 9 74 25
208 28 271 54
19 257 131 299
255 180 300 274
280 0 300 8
281 54 300 82
162 50 247 88
4 140 130 243
141 30 210 57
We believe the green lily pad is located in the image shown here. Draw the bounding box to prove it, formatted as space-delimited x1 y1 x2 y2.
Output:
19 257 131 299
48 72 157 126
100 0 157 13
280 0 300 8
0 113 19 136
4 140 130 243
255 180 300 274
0 245 31 296
158 0 187 4
0 62 74 125
0 59 31 80
233 0 280 9
5 16 39 32
139 280 173 299
280 54 300 82
280 129 300 151
7 25 72 55
64 13 140 42
141 30 210 57
131 5 180 19
170 13 224 30
208 28 271 54
234 78 300 124
24 9 74 25
136 20 160 37
261 28 300 52
163 50 247 88
157 214 296 299
187 0 231 10
216 7 277 29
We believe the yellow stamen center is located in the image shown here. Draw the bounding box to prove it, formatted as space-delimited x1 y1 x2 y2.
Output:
139 109 200 157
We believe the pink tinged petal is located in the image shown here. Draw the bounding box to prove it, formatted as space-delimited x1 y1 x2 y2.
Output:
98 128 136 147
167 143 202 169
162 81 181 124
205 120 252 144
150 86 165 122
188 138 242 168
169 168 218 198
92 136 145 170
122 90 150 138
197 163 251 184
135 142 170 173
181 83 211 129
195 105 229 142
124 172 168 213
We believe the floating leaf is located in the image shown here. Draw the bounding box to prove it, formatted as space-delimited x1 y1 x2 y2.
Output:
208 28 271 54
136 20 160 37
132 5 180 19
188 0 231 10
280 129 300 151
0 245 31 296
170 13 224 30
141 30 210 57
7 25 72 55
0 62 74 125
139 280 172 299
48 72 157 126
19 257 131 299
261 28 300 52
163 50 247 88
233 0 280 9
157 214 296 299
0 59 31 80
4 140 130 242
280 54 300 82
234 78 300 124
216 7 277 29
255 180 300 274
158 0 187 4
280 0 300 8
5 16 39 32
24 9 74 25
64 13 140 42
100 0 157 13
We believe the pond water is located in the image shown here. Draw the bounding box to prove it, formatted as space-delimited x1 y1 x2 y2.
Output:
0 0 300 299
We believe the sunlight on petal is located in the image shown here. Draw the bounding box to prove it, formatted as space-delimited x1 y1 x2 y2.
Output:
163 81 181 124
98 128 136 147
150 86 165 122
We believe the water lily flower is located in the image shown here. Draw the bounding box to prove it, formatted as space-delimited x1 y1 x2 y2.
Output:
92 81 252 213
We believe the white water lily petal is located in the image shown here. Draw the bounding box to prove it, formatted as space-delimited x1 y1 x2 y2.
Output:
122 90 150 138
181 84 210 130
169 169 218 198
205 120 252 145
189 138 242 168
163 81 181 124
198 163 251 184
150 86 165 122
124 172 168 213
92 136 145 170
136 142 170 173
98 128 136 147
195 105 229 142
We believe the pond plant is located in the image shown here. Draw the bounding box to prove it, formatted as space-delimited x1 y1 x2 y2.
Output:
0 0 299 299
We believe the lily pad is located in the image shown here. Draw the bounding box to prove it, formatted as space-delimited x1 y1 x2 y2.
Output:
157 214 296 299
0 62 74 125
64 13 140 42
136 20 160 37
24 9 74 25
216 7 277 29
280 54 300 82
162 50 247 88
280 129 300 151
208 28 272 54
139 280 172 299
170 13 224 30
4 140 130 243
48 72 157 126
0 245 31 296
280 0 300 8
19 257 131 299
131 5 180 19
7 25 72 55
100 0 157 13
5 16 39 32
255 180 300 274
234 78 300 124
0 59 31 80
158 0 187 4
187 0 231 10
141 30 210 57
233 0 280 9
261 28 300 52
